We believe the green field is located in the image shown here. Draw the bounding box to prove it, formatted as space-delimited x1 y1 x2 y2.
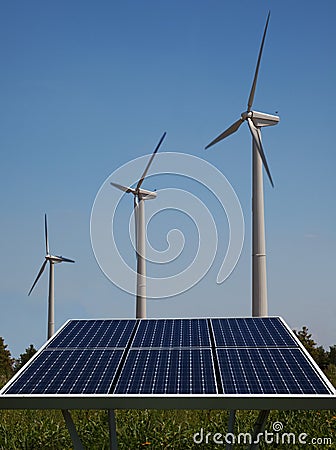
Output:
1 409 335 449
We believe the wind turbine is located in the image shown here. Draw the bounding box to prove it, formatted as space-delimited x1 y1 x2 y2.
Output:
111 132 166 319
28 214 75 339
205 12 279 317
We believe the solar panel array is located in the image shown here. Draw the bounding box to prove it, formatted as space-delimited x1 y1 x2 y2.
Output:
2 318 334 396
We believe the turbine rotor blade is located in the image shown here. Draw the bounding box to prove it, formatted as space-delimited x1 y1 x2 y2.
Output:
205 118 244 149
28 259 48 296
247 118 274 187
110 182 136 195
45 214 49 255
247 11 270 111
136 132 167 191
57 256 75 263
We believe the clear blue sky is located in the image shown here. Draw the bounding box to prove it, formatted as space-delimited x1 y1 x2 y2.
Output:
0 0 335 357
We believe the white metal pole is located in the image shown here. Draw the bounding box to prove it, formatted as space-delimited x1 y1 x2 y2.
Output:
252 133 268 317
48 261 55 339
136 197 146 319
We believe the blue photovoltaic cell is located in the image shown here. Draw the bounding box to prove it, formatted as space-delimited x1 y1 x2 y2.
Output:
216 348 331 395
132 319 210 348
47 319 136 348
113 349 217 394
5 349 124 394
211 317 297 348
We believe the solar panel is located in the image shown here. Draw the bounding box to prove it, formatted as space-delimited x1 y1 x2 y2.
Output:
211 317 297 348
47 319 136 349
132 319 210 348
216 348 331 395
5 349 124 394
1 317 335 410
113 349 217 394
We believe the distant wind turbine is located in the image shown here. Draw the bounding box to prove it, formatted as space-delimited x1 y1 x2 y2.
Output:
205 12 279 317
28 214 75 339
111 132 166 319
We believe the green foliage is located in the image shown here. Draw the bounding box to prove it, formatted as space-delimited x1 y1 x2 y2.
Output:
329 345 336 365
294 326 320 359
14 344 37 373
0 337 14 389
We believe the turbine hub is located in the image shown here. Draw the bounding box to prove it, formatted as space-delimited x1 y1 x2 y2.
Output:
241 111 253 120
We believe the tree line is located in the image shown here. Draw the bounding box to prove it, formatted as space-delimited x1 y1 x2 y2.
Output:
0 327 335 389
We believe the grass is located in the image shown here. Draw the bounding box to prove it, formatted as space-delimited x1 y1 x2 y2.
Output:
0 409 336 449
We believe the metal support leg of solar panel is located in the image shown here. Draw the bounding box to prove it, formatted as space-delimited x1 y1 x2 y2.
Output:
225 409 269 450
1 317 335 448
249 410 270 450
61 409 118 449
226 409 236 450
62 409 84 450
108 409 118 450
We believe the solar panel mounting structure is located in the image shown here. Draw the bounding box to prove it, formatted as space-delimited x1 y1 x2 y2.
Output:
1 317 335 449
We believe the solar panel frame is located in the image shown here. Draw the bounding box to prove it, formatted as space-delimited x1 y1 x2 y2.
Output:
1 317 335 411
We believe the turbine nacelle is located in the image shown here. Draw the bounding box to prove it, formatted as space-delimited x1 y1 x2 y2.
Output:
241 110 279 128
46 254 75 264
137 188 157 200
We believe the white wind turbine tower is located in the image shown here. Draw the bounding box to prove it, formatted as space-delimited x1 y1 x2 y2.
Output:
28 214 75 339
111 132 166 319
205 12 279 317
